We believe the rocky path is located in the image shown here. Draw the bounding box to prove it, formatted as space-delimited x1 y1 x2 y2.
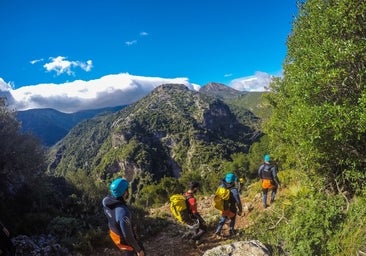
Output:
93 191 268 256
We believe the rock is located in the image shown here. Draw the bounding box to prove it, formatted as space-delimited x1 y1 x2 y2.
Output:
12 234 70 256
203 240 270 256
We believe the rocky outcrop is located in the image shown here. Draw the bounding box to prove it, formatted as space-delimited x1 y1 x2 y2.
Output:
12 234 70 256
203 240 270 256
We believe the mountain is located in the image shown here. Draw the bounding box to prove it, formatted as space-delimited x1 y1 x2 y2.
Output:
47 84 262 182
199 82 246 100
16 106 124 146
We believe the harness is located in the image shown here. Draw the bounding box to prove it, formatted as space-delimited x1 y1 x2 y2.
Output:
259 164 276 189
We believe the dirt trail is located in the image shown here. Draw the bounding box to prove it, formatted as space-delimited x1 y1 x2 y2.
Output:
94 191 269 256
142 193 264 256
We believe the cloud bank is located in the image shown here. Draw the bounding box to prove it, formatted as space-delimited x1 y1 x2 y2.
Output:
229 71 273 92
0 72 272 113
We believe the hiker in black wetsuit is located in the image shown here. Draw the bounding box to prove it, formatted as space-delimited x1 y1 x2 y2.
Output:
102 178 145 256
0 220 15 256
258 154 281 208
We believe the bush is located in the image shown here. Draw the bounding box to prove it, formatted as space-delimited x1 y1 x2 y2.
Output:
328 194 366 255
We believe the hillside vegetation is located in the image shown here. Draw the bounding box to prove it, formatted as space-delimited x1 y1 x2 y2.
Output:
47 84 262 201
0 0 366 255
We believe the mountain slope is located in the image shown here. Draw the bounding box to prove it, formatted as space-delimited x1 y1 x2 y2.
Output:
199 82 246 100
17 106 123 146
47 84 261 182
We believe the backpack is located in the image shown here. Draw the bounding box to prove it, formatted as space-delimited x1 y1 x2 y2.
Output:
169 194 189 223
213 186 231 211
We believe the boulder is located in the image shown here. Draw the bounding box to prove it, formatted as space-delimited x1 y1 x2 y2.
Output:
12 234 70 256
203 240 270 256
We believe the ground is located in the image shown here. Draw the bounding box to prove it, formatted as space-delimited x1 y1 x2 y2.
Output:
93 189 273 256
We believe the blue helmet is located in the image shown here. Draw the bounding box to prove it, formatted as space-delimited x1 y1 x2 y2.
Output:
264 154 271 162
225 173 236 183
110 178 129 198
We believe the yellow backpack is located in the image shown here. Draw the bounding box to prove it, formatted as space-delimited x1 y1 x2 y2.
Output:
213 186 230 211
169 194 188 223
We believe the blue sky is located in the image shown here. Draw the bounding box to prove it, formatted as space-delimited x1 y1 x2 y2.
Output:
0 0 298 113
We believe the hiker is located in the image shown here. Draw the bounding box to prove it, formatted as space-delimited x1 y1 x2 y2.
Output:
183 181 207 240
214 173 243 237
102 178 145 256
0 220 15 256
258 154 281 208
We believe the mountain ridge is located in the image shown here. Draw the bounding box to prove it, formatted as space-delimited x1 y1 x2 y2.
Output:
47 83 262 185
16 106 124 146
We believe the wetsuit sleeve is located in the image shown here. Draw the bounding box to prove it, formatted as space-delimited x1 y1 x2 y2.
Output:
271 166 281 186
232 188 243 213
116 207 142 252
258 164 263 179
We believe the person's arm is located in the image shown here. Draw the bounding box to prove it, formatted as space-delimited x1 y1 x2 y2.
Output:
258 165 263 179
272 166 281 186
117 208 143 253
232 188 243 214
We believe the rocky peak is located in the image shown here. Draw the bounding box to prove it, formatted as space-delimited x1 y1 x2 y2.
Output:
199 82 246 100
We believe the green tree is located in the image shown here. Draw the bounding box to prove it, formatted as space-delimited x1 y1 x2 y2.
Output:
0 97 50 231
265 0 366 194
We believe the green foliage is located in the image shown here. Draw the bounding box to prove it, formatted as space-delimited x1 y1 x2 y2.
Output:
226 91 272 120
243 169 348 255
282 193 344 255
265 0 366 194
47 217 82 239
328 193 366 255
135 176 184 207
65 169 107 214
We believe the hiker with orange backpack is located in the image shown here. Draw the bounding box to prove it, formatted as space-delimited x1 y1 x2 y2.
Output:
182 181 207 240
102 178 145 256
258 154 281 208
214 173 243 237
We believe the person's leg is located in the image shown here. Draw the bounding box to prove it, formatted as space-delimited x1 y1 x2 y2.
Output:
270 187 278 203
262 188 269 208
215 216 227 235
229 215 237 236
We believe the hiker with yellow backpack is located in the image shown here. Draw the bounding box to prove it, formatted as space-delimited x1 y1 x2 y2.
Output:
258 154 281 209
170 181 207 241
214 173 243 237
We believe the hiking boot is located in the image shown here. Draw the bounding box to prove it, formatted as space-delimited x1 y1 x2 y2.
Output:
214 231 222 238
263 204 268 209
191 229 204 240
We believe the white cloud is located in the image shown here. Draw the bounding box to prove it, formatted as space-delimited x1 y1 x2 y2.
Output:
0 71 278 114
43 56 93 76
125 40 137 46
30 58 44 65
140 31 149 36
229 71 274 92
1 73 193 113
